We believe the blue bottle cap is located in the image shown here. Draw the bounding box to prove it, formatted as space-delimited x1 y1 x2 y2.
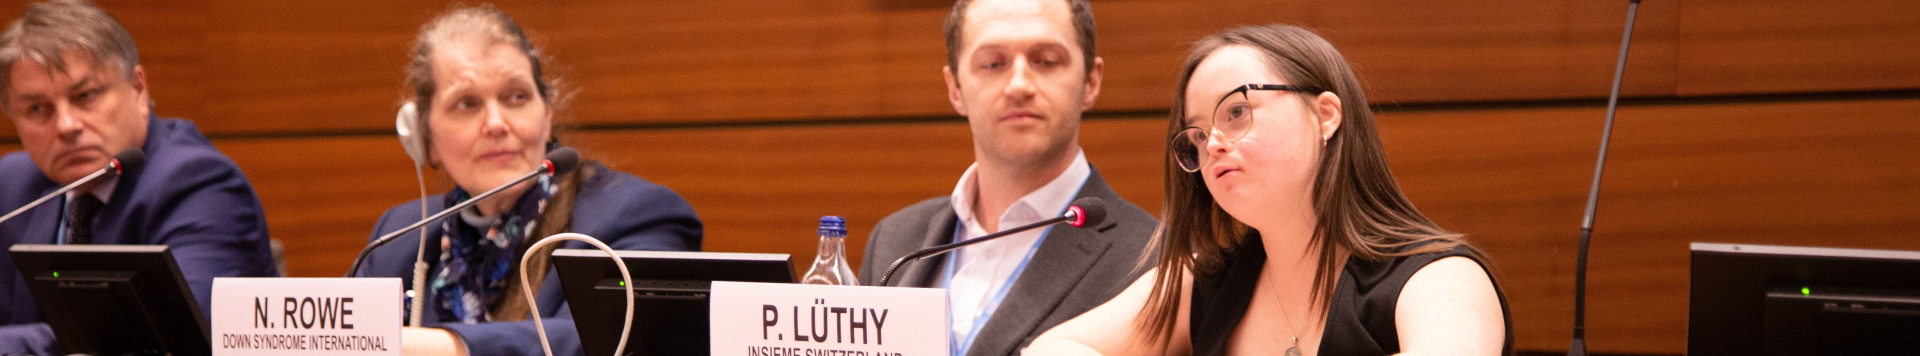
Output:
818 216 847 237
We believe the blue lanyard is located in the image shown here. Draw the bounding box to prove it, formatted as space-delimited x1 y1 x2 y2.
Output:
944 224 1052 354
942 172 1091 355
942 222 1051 356
54 195 69 245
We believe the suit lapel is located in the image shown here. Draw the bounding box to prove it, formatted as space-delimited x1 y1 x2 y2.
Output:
91 178 138 245
963 173 1121 356
19 193 63 245
893 207 959 287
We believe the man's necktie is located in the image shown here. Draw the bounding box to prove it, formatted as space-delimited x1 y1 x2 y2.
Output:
66 194 103 245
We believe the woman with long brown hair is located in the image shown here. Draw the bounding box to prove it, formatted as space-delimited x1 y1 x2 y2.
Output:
1026 24 1509 355
352 6 702 356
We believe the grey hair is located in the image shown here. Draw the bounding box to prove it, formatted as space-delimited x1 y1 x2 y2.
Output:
0 0 140 102
404 4 556 144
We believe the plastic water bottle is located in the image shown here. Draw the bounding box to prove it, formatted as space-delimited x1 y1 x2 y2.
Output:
801 216 858 285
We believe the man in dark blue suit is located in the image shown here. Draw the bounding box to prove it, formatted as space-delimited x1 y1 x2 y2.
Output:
0 1 277 354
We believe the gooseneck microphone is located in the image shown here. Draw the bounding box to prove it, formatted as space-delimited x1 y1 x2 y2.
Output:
345 147 581 277
1571 1 1643 355
0 148 145 224
875 196 1109 287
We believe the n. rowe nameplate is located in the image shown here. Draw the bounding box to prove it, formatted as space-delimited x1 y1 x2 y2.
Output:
211 278 401 355
711 281 948 356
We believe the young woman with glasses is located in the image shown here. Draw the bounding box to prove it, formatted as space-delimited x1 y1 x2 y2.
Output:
1025 24 1511 355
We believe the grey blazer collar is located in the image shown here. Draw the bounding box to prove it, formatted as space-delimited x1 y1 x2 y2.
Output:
898 169 1127 356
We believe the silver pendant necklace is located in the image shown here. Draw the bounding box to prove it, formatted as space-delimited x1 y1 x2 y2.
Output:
1268 283 1304 356
1278 304 1302 356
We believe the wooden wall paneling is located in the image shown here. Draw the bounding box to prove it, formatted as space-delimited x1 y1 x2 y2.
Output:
537 1 952 124
1305 0 1679 104
1077 117 1172 213
0 0 1703 142
199 1 441 136
532 0 1690 122
565 117 1167 275
0 0 1913 141
1378 98 1920 353
218 135 426 278
1677 0 1920 96
1579 99 1920 352
113 0 209 131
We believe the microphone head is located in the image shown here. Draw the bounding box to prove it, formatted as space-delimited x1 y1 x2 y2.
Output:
109 148 146 177
544 147 581 175
1066 197 1107 228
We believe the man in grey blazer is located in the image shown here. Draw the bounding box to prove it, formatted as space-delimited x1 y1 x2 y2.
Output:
857 0 1158 355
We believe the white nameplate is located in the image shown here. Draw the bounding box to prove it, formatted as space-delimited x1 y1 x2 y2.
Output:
710 281 948 356
210 278 402 355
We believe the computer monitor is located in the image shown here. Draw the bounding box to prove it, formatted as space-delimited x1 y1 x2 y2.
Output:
8 244 211 355
552 249 794 356
1689 242 1920 355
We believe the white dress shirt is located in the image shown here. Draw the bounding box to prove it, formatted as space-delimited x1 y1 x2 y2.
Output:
943 150 1090 351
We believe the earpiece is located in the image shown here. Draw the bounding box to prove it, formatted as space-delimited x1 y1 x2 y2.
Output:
396 101 427 166
394 100 433 326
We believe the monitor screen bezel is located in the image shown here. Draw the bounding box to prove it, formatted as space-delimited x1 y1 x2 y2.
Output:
8 244 211 355
1688 242 1920 355
552 248 795 356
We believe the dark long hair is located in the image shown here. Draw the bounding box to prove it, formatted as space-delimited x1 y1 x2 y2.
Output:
1137 24 1483 343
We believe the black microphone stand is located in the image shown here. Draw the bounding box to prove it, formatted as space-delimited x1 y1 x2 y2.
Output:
345 161 558 277
1572 1 1642 355
0 165 118 224
0 149 143 224
874 214 1077 287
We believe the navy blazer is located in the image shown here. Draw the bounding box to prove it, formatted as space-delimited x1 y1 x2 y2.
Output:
353 162 701 356
0 116 277 354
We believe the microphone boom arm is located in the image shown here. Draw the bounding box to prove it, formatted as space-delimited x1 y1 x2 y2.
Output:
0 154 132 225
874 214 1075 287
0 167 113 224
346 165 552 277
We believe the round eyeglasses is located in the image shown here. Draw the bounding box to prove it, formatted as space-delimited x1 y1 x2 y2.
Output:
1170 84 1324 172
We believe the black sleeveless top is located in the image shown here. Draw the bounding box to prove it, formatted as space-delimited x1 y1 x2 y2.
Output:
1188 236 1513 355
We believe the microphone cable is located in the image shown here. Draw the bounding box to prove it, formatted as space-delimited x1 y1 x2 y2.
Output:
517 233 634 356
408 160 431 327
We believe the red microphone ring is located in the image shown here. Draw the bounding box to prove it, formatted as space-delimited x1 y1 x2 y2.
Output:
110 160 123 175
543 160 556 176
1069 206 1086 227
